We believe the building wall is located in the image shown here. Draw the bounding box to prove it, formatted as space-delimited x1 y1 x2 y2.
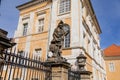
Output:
14 0 106 80
105 58 120 80
14 1 51 59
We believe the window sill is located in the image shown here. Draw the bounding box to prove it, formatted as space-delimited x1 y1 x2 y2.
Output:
57 11 71 16
34 31 48 35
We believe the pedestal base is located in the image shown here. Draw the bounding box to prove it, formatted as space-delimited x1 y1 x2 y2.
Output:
47 56 67 62
46 57 70 80
80 71 92 80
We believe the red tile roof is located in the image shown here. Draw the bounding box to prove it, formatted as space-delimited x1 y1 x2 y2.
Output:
104 44 120 57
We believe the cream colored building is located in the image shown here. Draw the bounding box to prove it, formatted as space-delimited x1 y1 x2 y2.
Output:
14 0 106 80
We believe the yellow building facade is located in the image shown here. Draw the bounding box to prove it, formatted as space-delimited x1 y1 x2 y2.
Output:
105 58 120 80
14 0 106 80
104 44 120 80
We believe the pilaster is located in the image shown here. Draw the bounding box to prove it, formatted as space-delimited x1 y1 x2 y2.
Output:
49 0 58 43
71 0 80 47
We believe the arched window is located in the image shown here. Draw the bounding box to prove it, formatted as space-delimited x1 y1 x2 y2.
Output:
63 24 70 48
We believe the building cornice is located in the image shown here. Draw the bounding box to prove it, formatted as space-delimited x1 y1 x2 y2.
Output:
104 56 120 60
16 0 49 10
84 0 102 34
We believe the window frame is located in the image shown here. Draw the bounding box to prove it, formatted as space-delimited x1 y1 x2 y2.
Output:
63 24 70 48
37 18 44 33
36 12 45 33
64 32 70 48
58 0 71 15
109 62 115 72
34 48 42 58
23 23 28 36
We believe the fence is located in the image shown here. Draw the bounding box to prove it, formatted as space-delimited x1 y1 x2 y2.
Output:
0 51 51 80
0 51 82 80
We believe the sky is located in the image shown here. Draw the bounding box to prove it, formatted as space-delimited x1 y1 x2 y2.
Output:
0 0 120 49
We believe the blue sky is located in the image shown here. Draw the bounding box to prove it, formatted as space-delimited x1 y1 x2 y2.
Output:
91 0 120 48
0 0 120 49
0 0 29 37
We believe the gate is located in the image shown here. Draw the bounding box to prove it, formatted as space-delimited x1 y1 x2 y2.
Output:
68 70 80 80
0 51 51 80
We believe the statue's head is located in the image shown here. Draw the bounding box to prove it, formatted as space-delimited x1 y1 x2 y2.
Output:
58 20 64 29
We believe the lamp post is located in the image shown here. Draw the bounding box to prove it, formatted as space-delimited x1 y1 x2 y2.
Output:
76 53 92 80
76 53 87 71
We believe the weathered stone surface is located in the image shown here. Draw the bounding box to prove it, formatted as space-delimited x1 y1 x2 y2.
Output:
46 59 70 80
49 21 69 58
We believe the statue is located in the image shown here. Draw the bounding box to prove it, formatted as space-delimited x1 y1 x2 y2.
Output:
49 21 69 58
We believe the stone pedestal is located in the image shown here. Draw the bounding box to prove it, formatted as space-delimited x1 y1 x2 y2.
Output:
80 71 92 80
46 57 70 80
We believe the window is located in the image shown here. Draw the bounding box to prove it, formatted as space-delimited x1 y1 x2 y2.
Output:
63 24 70 48
23 23 28 36
18 50 24 57
64 33 70 48
34 48 42 58
18 51 24 64
59 0 71 14
109 62 115 72
37 19 44 33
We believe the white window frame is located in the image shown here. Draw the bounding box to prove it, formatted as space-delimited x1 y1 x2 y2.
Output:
59 0 71 14
109 62 115 72
34 48 42 59
21 15 30 36
64 32 70 48
63 24 70 48
23 23 28 36
36 13 45 33
37 18 44 33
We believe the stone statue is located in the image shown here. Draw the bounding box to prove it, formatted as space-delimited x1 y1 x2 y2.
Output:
49 21 69 58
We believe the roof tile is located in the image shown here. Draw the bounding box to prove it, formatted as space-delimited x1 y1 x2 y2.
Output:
104 44 120 57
